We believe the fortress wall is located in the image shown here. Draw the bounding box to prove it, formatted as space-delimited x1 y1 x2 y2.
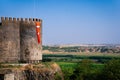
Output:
0 17 20 63
0 17 42 63
20 18 42 63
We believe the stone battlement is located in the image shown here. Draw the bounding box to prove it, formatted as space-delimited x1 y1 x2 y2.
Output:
0 17 42 24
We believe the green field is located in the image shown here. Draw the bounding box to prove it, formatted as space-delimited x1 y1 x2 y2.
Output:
43 53 120 80
43 53 120 63
56 60 120 80
57 62 104 72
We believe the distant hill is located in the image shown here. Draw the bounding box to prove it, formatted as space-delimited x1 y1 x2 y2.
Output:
43 44 120 53
44 44 120 47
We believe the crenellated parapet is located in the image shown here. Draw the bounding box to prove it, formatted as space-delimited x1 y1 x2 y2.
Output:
0 17 42 25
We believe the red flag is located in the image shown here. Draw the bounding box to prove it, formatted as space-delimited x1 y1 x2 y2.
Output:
35 22 41 44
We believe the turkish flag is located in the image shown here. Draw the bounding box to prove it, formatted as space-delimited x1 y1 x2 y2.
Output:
36 22 41 44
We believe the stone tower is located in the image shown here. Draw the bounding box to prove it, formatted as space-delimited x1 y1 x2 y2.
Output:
0 17 42 63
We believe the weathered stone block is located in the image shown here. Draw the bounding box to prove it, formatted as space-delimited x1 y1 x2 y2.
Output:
4 73 14 80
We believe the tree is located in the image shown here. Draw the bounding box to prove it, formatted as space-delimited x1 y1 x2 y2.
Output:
70 59 94 80
101 59 120 80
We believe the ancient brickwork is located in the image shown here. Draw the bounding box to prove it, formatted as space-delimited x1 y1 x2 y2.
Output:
0 17 42 63
0 17 20 63
20 18 42 63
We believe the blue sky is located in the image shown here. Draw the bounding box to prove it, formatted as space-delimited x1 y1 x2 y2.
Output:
0 0 120 45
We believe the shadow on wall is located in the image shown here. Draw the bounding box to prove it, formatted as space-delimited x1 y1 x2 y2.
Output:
0 18 1 25
0 74 4 80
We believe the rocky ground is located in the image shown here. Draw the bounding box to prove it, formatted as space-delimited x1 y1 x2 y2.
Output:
0 62 63 80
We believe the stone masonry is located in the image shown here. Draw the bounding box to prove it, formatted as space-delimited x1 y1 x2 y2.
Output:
0 17 42 63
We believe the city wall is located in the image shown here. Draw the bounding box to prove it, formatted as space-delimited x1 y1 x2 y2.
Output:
0 17 42 63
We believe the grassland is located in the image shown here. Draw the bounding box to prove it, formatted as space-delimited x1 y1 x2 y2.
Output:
43 52 120 63
42 53 120 80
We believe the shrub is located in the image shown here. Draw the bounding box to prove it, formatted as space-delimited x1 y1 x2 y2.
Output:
100 59 120 80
